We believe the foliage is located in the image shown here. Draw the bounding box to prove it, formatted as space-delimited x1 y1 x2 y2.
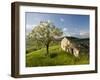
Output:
27 21 63 55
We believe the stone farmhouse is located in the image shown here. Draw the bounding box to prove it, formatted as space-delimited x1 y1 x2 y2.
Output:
61 37 81 57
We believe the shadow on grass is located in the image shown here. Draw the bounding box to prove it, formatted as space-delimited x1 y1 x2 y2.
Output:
49 53 58 58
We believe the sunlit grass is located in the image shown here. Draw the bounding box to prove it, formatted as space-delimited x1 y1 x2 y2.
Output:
26 45 89 67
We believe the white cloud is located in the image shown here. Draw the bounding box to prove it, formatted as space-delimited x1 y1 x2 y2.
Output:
80 31 88 35
65 33 71 36
62 29 89 38
79 31 89 38
63 28 72 37
26 24 36 34
63 32 71 37
60 18 64 22
63 27 68 32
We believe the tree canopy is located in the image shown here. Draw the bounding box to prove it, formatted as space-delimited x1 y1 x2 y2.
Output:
28 21 63 55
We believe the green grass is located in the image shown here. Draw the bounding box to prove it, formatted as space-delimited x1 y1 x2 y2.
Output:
26 45 89 67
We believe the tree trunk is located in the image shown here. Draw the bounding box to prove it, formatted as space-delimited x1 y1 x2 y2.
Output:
46 44 49 55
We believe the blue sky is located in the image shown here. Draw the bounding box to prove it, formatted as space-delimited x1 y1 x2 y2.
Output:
25 12 90 38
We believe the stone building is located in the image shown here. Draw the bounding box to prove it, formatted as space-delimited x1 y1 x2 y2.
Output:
61 37 80 57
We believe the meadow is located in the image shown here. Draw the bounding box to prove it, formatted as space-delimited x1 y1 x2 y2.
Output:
26 44 89 67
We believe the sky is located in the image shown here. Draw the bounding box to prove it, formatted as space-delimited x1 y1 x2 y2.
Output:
25 12 90 38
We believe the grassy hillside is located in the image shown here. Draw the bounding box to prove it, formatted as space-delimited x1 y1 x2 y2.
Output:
26 45 89 67
26 36 89 53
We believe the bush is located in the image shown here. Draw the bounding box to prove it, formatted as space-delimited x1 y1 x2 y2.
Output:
49 53 58 58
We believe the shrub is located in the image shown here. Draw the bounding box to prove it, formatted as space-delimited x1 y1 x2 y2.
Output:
49 53 58 58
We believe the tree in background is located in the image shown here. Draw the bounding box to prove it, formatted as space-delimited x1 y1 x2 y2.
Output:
28 21 63 55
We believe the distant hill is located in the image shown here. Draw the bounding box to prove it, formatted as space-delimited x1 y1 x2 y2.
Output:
26 35 89 53
54 36 89 41
54 36 89 53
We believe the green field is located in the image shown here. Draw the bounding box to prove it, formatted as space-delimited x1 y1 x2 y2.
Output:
26 45 89 67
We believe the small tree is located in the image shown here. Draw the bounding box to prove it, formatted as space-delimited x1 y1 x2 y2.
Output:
28 21 63 55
